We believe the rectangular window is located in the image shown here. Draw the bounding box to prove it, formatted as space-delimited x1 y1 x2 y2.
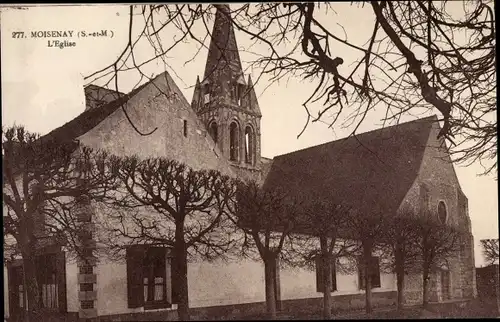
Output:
358 256 381 290
143 248 166 306
183 120 188 137
126 245 171 310
315 255 337 293
204 93 210 105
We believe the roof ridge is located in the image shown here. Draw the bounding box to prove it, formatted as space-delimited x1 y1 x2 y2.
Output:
274 115 438 159
84 83 125 95
40 72 170 143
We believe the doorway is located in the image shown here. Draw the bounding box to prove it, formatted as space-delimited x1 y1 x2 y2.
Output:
8 264 26 322
7 251 67 321
440 269 451 301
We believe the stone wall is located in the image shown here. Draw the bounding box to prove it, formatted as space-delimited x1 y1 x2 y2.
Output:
78 72 235 177
398 121 477 302
91 291 397 321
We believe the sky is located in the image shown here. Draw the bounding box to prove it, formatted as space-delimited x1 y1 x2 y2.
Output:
1 4 498 267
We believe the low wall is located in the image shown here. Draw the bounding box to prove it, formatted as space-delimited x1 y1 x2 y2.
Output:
93 291 397 321
6 312 79 322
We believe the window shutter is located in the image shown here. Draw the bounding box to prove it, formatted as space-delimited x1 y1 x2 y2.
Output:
7 264 19 313
331 257 337 292
371 256 381 288
315 257 324 292
126 245 146 308
56 251 67 312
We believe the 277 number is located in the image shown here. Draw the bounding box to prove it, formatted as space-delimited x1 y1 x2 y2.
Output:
12 32 25 39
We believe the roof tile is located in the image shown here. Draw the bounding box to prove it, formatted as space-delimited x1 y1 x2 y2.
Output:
263 116 437 217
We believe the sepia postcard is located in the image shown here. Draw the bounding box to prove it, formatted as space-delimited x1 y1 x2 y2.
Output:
1 3 498 321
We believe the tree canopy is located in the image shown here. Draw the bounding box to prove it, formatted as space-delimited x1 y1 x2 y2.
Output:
86 1 496 176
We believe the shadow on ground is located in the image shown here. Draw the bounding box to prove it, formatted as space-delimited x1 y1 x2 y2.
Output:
231 298 499 320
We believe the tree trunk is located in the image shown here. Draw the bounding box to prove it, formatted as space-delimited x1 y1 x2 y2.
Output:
264 253 277 320
364 245 373 314
395 246 405 310
422 264 430 308
396 268 405 310
21 248 42 322
365 270 373 314
320 236 332 319
174 226 190 321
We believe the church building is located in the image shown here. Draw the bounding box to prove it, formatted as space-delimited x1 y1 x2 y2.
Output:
4 4 476 321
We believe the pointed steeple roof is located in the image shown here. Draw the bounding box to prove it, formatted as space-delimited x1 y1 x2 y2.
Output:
191 75 201 109
247 75 262 116
203 4 244 84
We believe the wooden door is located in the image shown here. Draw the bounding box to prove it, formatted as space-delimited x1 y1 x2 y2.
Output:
8 265 26 322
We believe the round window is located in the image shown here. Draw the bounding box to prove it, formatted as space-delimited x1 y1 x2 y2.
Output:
438 201 447 223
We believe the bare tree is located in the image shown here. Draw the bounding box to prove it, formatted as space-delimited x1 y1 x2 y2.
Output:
232 179 305 319
102 156 237 321
380 208 422 310
480 238 499 265
296 200 357 319
3 224 21 263
480 238 500 315
2 126 117 322
346 208 388 314
414 211 462 307
86 2 495 176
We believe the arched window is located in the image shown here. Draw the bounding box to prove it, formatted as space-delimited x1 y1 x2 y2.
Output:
209 121 218 143
244 126 254 164
229 122 239 161
438 201 447 224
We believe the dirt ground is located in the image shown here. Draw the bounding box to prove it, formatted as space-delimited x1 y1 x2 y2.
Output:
234 297 499 320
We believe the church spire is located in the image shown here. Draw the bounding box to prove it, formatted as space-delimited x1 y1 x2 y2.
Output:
203 4 244 86
191 75 201 110
191 4 262 174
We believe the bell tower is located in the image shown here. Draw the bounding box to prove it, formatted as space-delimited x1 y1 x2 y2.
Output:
191 4 262 177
